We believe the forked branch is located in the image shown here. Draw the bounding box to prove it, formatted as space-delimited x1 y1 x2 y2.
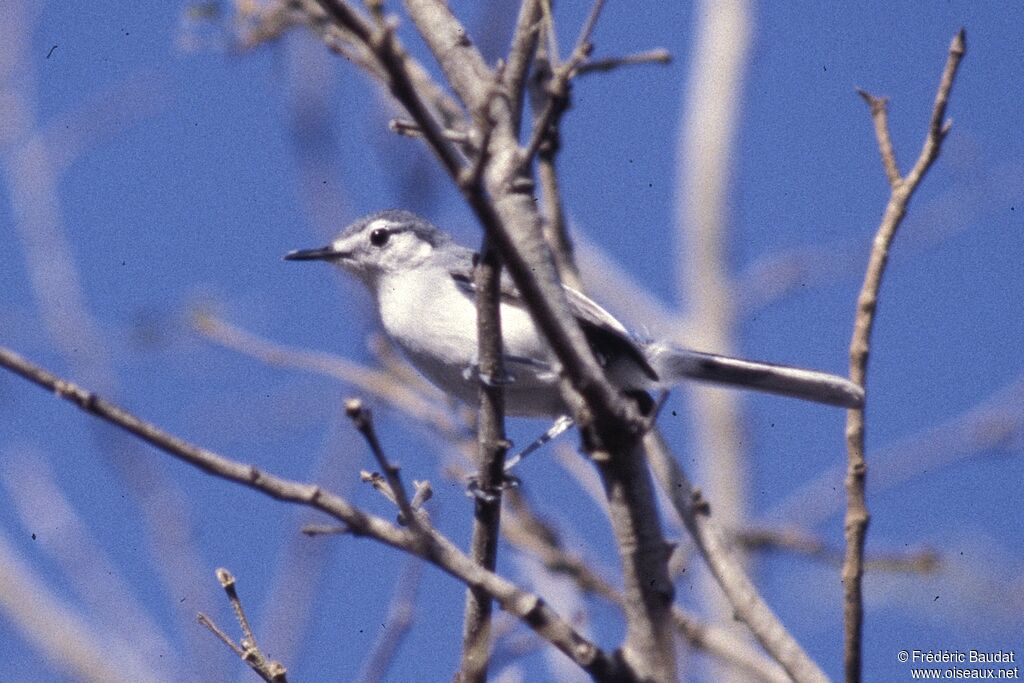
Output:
843 29 965 683
0 346 625 679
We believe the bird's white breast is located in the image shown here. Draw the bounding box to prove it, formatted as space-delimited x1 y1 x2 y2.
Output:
374 265 561 414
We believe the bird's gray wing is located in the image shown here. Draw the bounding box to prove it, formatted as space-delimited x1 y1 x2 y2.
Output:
449 261 657 381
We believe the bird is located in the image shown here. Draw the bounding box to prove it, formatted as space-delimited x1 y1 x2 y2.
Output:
285 210 863 419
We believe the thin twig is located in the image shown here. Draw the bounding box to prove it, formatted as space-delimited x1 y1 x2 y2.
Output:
345 399 418 528
576 48 672 76
520 0 604 171
198 613 245 658
856 90 900 187
0 346 625 680
198 568 289 683
738 528 940 574
537 0 560 71
503 0 542 136
217 568 259 658
844 29 965 683
644 430 829 683
529 45 581 289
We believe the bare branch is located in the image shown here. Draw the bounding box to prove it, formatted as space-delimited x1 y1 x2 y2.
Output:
459 236 510 682
504 0 542 135
198 568 288 683
908 30 966 187
738 528 940 574
198 613 245 658
576 48 672 76
645 430 829 683
856 90 901 187
528 46 581 289
844 29 965 682
537 0 560 71
0 346 625 680
590 438 677 679
346 399 418 528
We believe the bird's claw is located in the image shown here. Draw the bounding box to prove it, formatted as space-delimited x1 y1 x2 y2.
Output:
462 362 515 387
465 474 521 502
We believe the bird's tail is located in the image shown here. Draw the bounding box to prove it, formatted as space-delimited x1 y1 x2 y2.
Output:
643 342 864 408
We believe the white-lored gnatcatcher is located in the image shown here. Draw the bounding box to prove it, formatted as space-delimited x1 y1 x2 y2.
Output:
285 210 863 418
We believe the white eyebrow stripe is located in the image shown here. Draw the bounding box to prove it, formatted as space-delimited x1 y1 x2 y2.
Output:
366 218 392 233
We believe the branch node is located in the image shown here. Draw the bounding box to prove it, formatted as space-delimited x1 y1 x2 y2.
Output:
410 480 433 509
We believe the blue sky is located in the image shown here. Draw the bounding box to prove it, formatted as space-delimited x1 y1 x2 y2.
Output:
2 2 1022 681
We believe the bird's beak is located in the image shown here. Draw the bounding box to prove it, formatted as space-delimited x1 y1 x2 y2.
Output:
283 246 348 262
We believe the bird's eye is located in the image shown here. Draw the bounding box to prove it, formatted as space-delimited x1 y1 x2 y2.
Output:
369 228 390 247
